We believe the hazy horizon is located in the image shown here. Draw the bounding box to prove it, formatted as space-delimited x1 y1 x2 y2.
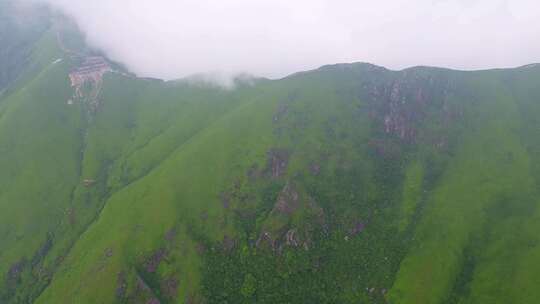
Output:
27 0 540 80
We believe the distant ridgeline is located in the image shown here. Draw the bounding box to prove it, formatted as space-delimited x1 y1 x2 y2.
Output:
2 1 540 304
0 0 51 92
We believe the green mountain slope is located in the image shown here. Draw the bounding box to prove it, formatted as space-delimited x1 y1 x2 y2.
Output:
1 4 540 303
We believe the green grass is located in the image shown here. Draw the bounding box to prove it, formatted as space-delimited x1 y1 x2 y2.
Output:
398 162 424 233
2 12 540 303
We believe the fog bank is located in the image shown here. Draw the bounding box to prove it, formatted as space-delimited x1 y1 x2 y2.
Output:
33 0 540 80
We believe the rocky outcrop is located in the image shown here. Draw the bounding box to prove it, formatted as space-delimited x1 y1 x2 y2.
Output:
272 182 300 215
116 271 128 299
256 183 324 252
309 162 321 176
6 258 26 285
265 149 290 178
222 235 237 252
348 220 366 236
69 57 111 95
31 233 53 267
145 248 167 273
160 276 179 299
284 228 300 247
365 70 459 149
69 56 112 114
272 103 289 123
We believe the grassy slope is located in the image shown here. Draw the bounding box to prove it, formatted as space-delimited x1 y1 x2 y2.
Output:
0 27 82 302
1 16 540 303
388 70 540 304
34 64 540 304
36 80 273 303
35 67 380 303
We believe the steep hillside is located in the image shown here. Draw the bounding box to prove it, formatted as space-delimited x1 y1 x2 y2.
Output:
1 4 540 303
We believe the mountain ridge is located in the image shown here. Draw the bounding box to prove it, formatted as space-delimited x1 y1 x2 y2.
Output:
2 3 540 304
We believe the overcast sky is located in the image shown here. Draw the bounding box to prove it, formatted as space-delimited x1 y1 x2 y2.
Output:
37 0 540 80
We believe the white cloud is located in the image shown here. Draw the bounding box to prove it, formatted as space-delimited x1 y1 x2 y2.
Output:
34 0 540 79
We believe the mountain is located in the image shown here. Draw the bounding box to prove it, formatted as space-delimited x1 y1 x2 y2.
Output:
2 2 540 304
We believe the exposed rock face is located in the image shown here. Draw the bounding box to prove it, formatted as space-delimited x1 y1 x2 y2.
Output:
196 243 206 255
349 220 366 236
255 183 323 251
309 162 321 176
129 274 161 304
56 28 113 115
69 57 111 93
164 227 177 243
145 248 167 273
219 191 231 209
256 231 278 250
369 138 405 161
380 81 424 142
265 149 290 178
285 229 300 247
272 182 300 215
255 183 300 250
117 268 177 303
257 227 313 252
31 233 53 266
67 207 76 226
104 248 113 258
7 258 26 284
69 56 112 113
83 179 96 187
160 276 179 299
116 271 128 299
246 164 261 182
365 71 458 147
222 235 237 252
273 103 289 123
